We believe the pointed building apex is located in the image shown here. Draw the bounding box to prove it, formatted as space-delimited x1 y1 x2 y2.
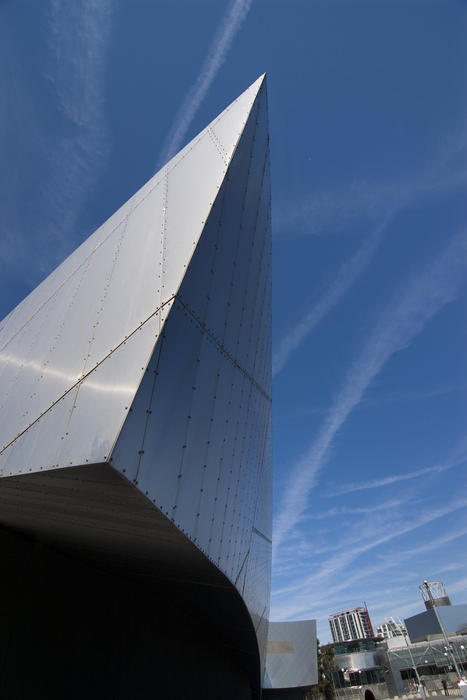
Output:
0 76 269 478
160 73 267 175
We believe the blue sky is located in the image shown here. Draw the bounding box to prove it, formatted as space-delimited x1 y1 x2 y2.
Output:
1 0 466 642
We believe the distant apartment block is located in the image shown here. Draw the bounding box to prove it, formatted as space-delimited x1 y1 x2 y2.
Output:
376 619 406 639
329 606 374 643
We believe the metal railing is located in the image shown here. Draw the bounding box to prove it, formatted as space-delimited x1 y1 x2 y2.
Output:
403 676 462 697
334 682 390 700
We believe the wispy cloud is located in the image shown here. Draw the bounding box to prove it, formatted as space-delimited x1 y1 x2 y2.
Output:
274 127 467 240
397 524 467 562
329 438 467 496
0 1 114 286
0 0 113 286
446 576 467 596
273 217 391 377
40 0 114 264
275 517 467 610
272 493 418 573
273 125 467 377
157 0 253 168
272 496 467 620
275 382 467 425
303 496 419 520
273 231 467 558
329 459 466 497
429 562 467 576
360 382 467 408
274 177 400 239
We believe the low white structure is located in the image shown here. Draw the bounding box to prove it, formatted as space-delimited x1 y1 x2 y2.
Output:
264 620 318 692
377 619 407 640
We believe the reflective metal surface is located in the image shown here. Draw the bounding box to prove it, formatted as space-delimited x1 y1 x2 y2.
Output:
0 75 266 476
0 74 272 693
111 74 272 670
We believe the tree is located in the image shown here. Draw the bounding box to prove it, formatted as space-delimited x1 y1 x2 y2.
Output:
306 639 336 700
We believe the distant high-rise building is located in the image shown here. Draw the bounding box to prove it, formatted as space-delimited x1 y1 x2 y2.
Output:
329 606 374 642
376 619 406 639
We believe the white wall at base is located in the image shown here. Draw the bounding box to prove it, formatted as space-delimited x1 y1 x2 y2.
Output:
264 620 318 689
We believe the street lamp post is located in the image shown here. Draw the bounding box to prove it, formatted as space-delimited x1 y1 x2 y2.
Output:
420 581 463 680
397 617 424 696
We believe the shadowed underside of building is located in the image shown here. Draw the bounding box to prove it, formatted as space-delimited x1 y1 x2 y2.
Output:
0 515 253 699
0 75 271 699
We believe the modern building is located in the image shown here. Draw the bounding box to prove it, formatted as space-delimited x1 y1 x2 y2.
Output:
326 585 467 699
384 635 467 695
0 76 273 699
328 635 467 698
405 582 467 644
329 606 374 643
376 619 406 640
405 604 467 643
384 583 467 695
329 638 396 698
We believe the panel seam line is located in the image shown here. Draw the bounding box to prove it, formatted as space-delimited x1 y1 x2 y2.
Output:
0 296 176 457
175 296 271 403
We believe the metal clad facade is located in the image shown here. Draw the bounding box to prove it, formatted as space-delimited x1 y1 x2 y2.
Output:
0 76 272 687
0 76 265 478
405 604 467 642
111 77 272 663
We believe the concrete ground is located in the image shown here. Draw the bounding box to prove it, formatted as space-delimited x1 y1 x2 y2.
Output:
396 695 461 700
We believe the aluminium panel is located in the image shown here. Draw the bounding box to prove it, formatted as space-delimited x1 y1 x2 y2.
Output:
221 119 264 372
209 75 266 164
243 531 271 624
194 181 241 343
0 390 78 477
1 312 164 475
0 274 83 450
176 81 268 375
0 201 138 348
254 416 273 541
0 76 264 479
56 314 163 468
193 353 236 549
171 333 221 539
0 74 271 700
127 304 203 520
0 229 125 449
111 75 271 605
81 183 166 370
161 133 229 301
242 165 271 378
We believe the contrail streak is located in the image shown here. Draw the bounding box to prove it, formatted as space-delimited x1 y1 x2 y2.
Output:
273 218 390 377
43 0 113 259
157 0 254 168
273 231 467 558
